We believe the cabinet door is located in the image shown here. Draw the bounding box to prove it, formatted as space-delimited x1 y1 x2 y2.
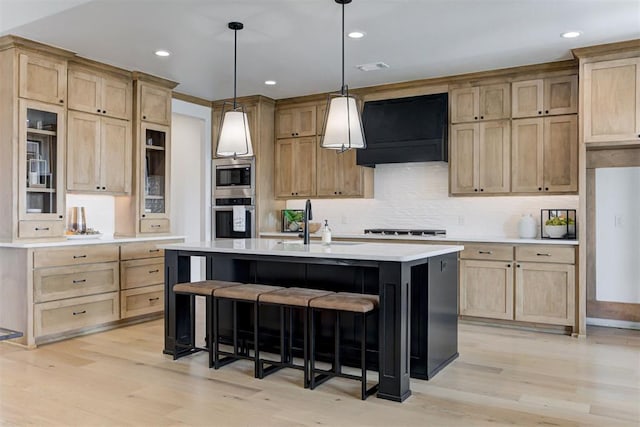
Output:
140 83 171 125
19 99 66 224
450 123 478 194
276 108 297 138
275 138 295 197
479 83 510 121
338 149 363 197
19 53 67 105
316 143 340 196
512 80 543 118
140 123 170 220
67 111 101 192
460 260 514 320
478 120 510 193
450 87 479 123
295 106 317 137
543 115 577 192
292 137 317 197
68 69 101 115
102 75 132 120
101 117 132 194
515 262 575 326
511 118 543 192
544 75 577 116
584 58 640 143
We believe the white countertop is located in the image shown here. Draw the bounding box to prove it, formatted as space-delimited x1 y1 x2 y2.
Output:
0 235 185 249
160 238 464 262
259 232 579 246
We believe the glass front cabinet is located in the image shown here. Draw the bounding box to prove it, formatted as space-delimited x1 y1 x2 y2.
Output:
139 122 170 233
18 99 66 238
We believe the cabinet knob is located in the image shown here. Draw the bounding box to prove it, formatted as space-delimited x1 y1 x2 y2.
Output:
480 188 484 192
538 111 542 115
474 116 478 120
507 264 511 267
59 215 63 219
545 187 549 191
96 186 100 190
474 189 478 192
143 115 147 120
338 191 342 194
59 99 64 103
480 116 484 119
97 109 101 113
517 264 521 268
545 110 549 114
103 110 107 114
102 186 106 190
538 187 542 191
142 214 146 218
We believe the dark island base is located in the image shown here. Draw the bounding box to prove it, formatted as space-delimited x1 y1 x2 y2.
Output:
165 251 459 402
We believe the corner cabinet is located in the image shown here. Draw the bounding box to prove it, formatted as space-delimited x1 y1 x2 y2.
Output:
583 57 640 144
115 74 177 237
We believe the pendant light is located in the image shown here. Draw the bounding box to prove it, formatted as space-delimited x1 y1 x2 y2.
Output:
320 0 366 151
216 22 253 158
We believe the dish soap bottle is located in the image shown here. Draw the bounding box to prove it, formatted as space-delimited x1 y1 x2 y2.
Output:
321 219 332 245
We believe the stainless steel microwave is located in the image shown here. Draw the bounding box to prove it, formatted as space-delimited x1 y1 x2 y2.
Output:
212 158 255 197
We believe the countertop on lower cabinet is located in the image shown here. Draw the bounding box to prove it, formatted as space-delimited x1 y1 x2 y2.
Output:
0 235 186 248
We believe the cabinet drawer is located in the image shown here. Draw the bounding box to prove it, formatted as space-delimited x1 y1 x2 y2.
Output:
516 245 575 264
460 244 514 261
34 262 119 303
18 220 64 239
34 244 119 268
120 285 164 319
120 240 178 260
140 219 170 233
34 292 119 338
121 258 164 290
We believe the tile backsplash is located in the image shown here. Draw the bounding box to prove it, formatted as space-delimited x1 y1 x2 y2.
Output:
286 162 578 238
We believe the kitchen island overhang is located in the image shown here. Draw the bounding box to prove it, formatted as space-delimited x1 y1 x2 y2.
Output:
161 239 463 402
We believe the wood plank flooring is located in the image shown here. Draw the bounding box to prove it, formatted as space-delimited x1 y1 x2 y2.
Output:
1 321 639 426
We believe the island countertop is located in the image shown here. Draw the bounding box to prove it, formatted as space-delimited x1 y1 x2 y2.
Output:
160 238 464 262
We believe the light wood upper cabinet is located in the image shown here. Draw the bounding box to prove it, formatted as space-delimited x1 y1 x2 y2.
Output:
139 83 172 125
68 68 132 120
451 121 510 194
511 115 577 193
316 146 364 197
275 137 316 198
583 57 640 144
451 84 510 123
67 111 132 194
512 76 577 118
19 53 67 106
276 105 316 138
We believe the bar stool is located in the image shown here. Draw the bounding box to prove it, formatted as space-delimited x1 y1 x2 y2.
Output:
309 292 380 400
172 280 241 367
257 287 334 387
213 283 284 377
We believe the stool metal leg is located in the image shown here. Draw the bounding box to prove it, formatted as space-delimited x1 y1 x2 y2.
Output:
303 307 309 388
206 295 212 368
232 300 238 356
310 308 316 390
253 300 260 378
361 312 366 400
334 311 341 375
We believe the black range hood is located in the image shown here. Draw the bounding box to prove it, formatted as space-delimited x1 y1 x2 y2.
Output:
357 93 448 167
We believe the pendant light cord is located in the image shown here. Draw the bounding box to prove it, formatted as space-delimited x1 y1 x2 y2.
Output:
233 27 238 109
341 1 345 95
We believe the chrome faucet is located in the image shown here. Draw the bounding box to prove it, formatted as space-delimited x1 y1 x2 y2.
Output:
303 199 312 245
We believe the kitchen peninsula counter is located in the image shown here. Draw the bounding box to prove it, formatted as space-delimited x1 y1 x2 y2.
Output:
162 239 463 403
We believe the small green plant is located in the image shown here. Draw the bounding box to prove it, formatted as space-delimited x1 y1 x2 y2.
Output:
545 216 575 226
283 210 304 223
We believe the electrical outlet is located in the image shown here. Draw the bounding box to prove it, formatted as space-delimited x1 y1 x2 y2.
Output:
614 215 623 227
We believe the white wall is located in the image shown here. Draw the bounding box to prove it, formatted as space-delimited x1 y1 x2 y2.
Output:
171 99 212 281
65 194 115 237
286 162 578 238
595 167 640 304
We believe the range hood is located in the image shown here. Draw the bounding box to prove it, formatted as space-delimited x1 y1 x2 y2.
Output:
356 93 448 167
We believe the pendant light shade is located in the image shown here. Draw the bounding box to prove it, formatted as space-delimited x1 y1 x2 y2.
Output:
216 22 253 158
320 0 366 151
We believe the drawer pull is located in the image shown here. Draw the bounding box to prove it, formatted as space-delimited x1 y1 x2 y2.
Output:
35 227 50 231
73 255 87 259
72 310 87 316
72 279 86 284
148 249 160 253
148 297 160 302
151 224 161 228
536 253 551 257
478 250 493 254
149 269 160 274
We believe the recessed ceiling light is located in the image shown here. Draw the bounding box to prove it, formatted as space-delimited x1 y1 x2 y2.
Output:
561 31 582 39
348 31 366 39
154 50 171 57
264 80 277 86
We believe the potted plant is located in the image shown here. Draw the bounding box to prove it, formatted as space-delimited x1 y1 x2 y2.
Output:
544 216 574 238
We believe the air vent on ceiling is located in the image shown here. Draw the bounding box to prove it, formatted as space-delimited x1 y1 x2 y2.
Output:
356 62 389 72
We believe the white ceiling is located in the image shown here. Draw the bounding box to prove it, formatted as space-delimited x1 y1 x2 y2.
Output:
1 0 639 100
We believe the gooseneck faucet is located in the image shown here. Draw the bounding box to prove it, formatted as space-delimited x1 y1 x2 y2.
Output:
303 199 313 245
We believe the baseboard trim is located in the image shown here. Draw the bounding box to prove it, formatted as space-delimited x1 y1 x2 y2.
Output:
587 317 640 330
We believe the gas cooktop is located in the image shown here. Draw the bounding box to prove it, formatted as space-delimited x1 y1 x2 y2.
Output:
364 228 446 236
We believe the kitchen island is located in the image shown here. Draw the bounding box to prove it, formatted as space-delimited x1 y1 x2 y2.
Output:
162 239 463 402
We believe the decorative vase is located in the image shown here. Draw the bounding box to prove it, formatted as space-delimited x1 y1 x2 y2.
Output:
518 214 537 239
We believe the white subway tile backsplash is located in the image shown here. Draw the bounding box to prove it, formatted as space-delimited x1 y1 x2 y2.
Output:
286 162 578 238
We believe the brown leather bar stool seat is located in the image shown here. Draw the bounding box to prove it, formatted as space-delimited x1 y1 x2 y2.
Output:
257 287 334 387
213 284 284 377
309 292 380 400
172 280 241 366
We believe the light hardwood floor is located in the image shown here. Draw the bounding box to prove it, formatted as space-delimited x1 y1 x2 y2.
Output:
1 321 638 426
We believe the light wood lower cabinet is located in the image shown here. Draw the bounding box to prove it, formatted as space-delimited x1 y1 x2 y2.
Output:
121 285 164 319
34 261 119 303
120 258 164 290
460 260 514 320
